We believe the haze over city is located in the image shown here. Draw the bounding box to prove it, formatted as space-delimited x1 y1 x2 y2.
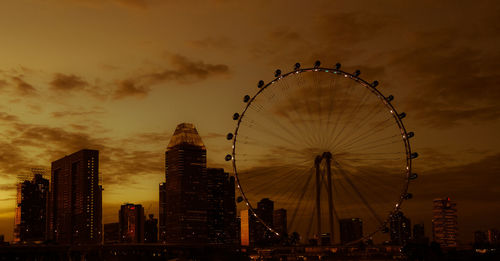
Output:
0 0 499 253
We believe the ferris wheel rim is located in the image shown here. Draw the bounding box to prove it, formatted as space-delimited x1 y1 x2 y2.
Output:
229 65 415 242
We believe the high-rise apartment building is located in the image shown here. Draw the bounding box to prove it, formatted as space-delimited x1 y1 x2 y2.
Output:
160 123 208 244
144 214 158 243
339 218 363 245
255 198 274 245
119 203 145 243
47 149 102 244
273 209 287 236
14 171 49 243
207 168 237 244
390 210 411 245
432 197 458 248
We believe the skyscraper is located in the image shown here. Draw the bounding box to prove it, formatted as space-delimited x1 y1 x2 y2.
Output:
339 218 363 245
47 149 102 244
160 123 208 244
119 203 145 243
255 198 274 245
207 168 237 244
240 209 254 246
390 210 411 245
273 209 287 236
432 197 458 248
14 171 49 243
144 214 158 243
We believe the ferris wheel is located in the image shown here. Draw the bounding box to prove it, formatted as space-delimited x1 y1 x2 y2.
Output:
226 61 418 245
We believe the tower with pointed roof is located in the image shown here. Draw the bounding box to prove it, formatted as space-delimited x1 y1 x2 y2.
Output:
159 123 208 244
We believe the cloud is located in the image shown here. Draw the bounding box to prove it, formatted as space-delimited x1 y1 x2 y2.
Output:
64 0 150 9
51 106 106 118
188 36 234 50
113 54 230 99
11 76 37 96
0 113 168 188
0 79 7 89
49 73 89 91
113 79 150 99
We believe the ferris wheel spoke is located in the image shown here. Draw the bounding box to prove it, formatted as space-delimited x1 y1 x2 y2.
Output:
331 98 389 150
331 117 395 151
286 169 314 229
296 72 324 146
243 166 308 199
328 85 373 149
336 134 400 153
333 160 384 226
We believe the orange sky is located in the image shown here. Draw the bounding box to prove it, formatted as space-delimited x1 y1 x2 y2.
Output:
1 0 499 243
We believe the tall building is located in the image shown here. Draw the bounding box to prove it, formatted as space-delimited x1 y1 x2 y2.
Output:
273 209 287 236
119 203 145 243
413 223 428 244
255 198 274 245
390 210 411 245
160 123 208 244
144 214 158 243
104 222 120 244
432 197 458 248
207 168 237 244
159 182 167 242
47 149 102 244
14 171 49 243
339 218 363 245
240 209 253 246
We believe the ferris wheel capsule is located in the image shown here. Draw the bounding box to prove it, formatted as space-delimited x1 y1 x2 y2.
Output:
314 60 321 68
354 70 361 77
233 113 240 120
294 63 301 70
226 133 234 140
243 95 250 103
335 63 341 70
258 80 264 88
275 69 282 77
371 81 379 87
386 95 394 102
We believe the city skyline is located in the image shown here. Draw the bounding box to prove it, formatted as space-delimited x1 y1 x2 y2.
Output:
1 0 500 246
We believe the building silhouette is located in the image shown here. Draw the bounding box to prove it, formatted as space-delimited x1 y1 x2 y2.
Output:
413 223 428 244
207 168 237 244
432 197 458 248
255 198 274 245
487 229 500 245
159 123 208 244
13 171 49 243
390 210 411 245
273 209 287 236
104 222 120 244
119 204 145 243
240 209 254 246
144 214 158 243
47 149 102 244
339 218 363 245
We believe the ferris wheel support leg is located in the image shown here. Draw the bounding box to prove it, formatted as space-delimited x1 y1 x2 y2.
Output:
314 155 322 246
324 152 335 245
